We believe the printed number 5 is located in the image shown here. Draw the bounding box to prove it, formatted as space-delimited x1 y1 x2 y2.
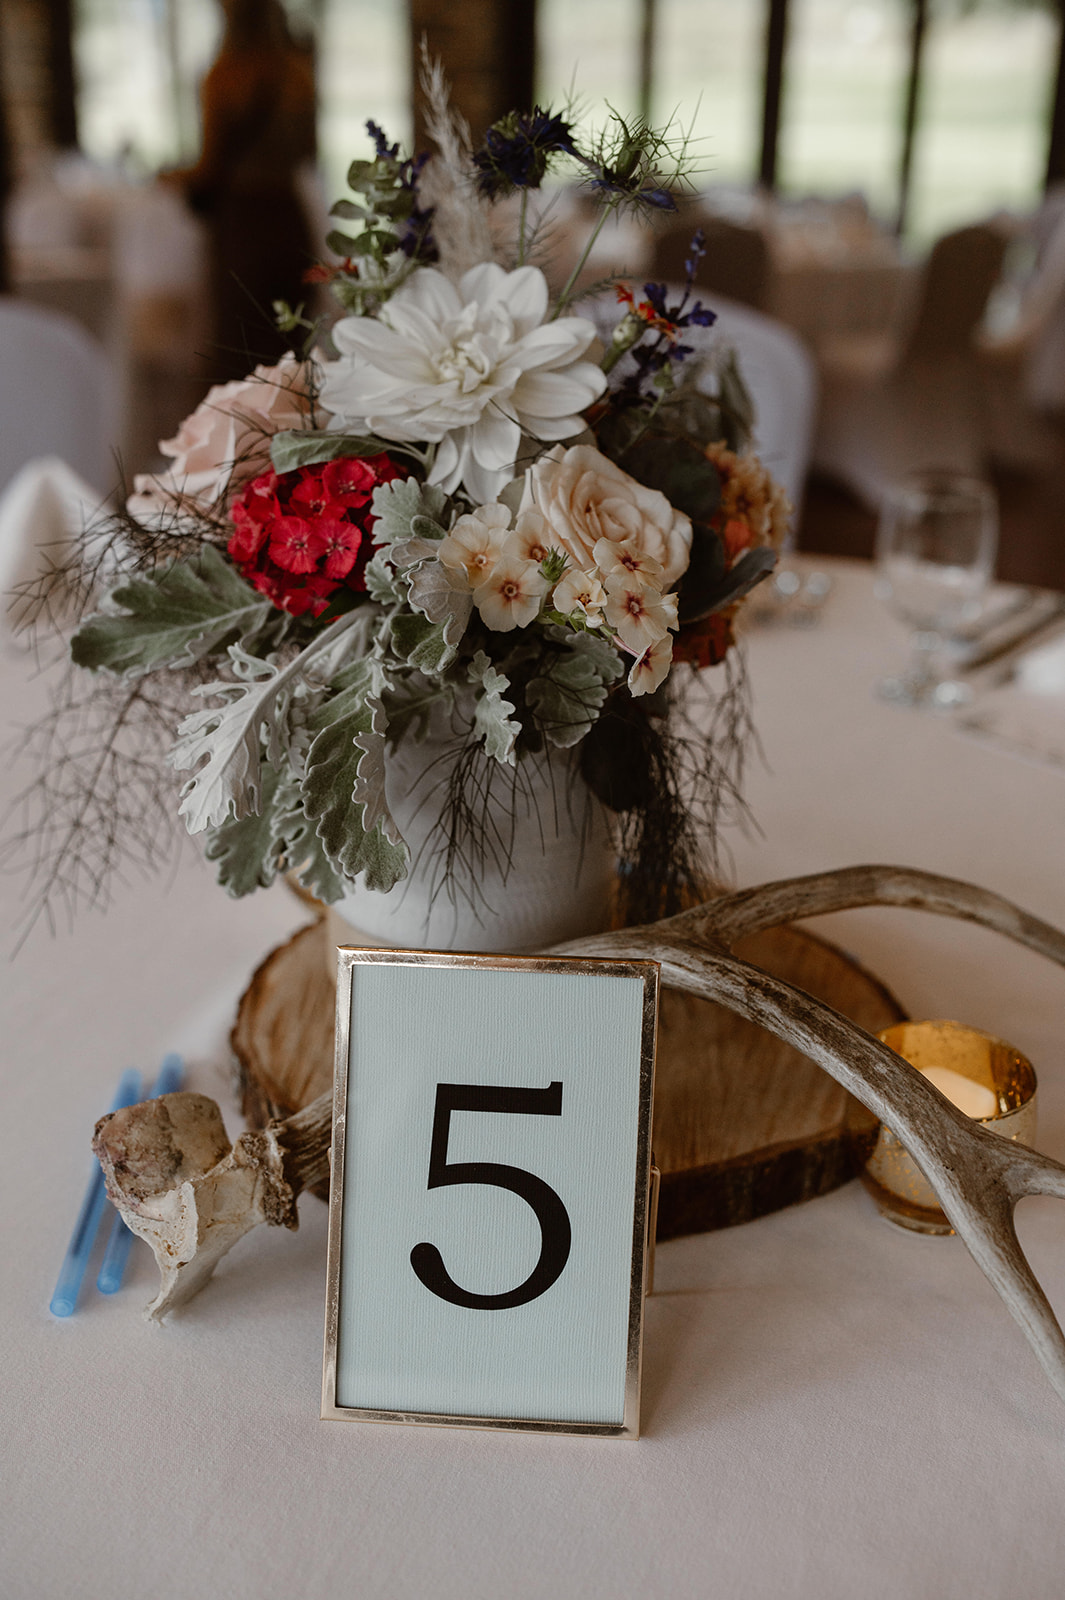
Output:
409 1082 572 1311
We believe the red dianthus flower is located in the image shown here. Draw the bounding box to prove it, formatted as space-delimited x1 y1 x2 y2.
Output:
227 452 407 617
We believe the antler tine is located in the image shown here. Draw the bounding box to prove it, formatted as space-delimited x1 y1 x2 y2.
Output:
941 1170 1065 1407
558 924 1065 1405
668 865 1065 971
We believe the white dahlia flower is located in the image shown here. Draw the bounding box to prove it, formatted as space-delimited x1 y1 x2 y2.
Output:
318 263 606 503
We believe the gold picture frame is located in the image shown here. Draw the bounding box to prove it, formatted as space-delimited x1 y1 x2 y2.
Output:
322 947 659 1439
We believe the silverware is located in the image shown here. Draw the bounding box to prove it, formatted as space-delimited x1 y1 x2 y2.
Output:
955 593 1065 674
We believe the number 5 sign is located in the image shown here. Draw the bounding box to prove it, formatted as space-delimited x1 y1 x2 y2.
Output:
322 949 659 1438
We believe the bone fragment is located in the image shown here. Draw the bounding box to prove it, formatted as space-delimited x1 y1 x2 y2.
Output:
91 863 1065 1407
93 1090 330 1318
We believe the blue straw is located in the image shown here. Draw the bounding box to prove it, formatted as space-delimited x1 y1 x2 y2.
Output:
50 1067 143 1317
97 1055 184 1295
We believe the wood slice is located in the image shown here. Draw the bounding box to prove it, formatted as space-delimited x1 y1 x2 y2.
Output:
231 919 903 1232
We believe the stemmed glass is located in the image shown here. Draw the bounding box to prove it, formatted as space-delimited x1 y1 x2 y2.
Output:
874 471 999 708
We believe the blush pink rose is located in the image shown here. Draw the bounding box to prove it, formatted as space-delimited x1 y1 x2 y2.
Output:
127 355 321 524
520 443 692 589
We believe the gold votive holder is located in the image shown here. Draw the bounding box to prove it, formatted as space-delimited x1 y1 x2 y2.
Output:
860 1019 1037 1235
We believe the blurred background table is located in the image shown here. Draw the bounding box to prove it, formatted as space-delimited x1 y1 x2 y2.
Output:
2 556 1064 1599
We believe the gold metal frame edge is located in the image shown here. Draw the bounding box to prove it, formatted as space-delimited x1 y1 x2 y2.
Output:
321 945 660 1439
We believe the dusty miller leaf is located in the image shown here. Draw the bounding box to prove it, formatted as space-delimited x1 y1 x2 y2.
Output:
467 650 519 767
170 613 364 834
406 560 472 647
202 764 289 896
364 553 404 604
71 545 272 678
370 477 449 545
389 611 458 675
301 658 408 892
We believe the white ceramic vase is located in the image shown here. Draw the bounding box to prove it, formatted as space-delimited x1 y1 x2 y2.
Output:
325 709 617 956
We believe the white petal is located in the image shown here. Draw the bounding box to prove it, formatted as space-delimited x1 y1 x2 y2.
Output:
511 367 603 428
428 431 464 494
515 316 598 370
390 268 463 326
470 407 522 471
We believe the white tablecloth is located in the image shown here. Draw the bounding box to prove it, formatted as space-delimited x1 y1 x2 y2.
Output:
2 559 1065 1600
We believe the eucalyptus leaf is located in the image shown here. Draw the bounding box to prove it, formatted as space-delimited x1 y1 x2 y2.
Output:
325 229 360 257
71 545 272 678
684 545 777 622
329 199 369 221
270 429 410 475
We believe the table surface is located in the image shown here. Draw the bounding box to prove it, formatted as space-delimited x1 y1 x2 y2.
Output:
3 557 1065 1600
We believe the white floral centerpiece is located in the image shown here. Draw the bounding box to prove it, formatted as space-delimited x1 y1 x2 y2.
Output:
10 94 790 948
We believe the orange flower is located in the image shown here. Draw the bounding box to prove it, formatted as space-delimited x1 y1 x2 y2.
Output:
673 609 736 670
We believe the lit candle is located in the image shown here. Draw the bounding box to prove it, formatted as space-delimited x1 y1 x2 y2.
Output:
918 1064 998 1120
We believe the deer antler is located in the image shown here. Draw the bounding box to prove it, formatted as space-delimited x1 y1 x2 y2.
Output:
92 864 1065 1403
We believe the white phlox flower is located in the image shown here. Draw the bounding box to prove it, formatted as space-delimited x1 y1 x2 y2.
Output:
604 574 679 655
552 568 606 627
318 263 607 503
504 507 554 566
627 634 674 697
474 555 549 632
437 503 511 587
591 535 664 590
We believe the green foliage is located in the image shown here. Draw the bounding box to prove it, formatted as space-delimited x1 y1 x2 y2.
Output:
71 545 272 678
616 431 721 525
302 659 408 893
526 630 623 748
270 429 422 475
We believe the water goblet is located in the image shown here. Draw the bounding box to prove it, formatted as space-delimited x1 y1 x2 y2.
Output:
874 471 999 709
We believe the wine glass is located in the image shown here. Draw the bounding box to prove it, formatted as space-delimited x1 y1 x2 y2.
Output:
874 471 999 708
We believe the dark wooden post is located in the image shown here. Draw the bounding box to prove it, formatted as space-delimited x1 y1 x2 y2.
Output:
1046 0 1065 188
45 0 78 149
895 0 928 236
758 0 789 190
638 0 658 125
409 0 537 151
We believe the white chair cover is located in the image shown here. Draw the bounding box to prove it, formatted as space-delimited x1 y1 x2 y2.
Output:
0 299 117 495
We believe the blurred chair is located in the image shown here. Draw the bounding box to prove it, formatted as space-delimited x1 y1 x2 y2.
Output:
812 222 1009 509
709 297 817 524
650 212 771 312
0 299 117 495
977 199 1065 454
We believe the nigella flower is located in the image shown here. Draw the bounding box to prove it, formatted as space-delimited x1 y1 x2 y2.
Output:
319 263 607 502
591 176 676 212
473 108 579 198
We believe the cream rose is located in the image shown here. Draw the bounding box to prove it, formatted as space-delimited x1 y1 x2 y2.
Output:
521 444 692 589
127 355 320 523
